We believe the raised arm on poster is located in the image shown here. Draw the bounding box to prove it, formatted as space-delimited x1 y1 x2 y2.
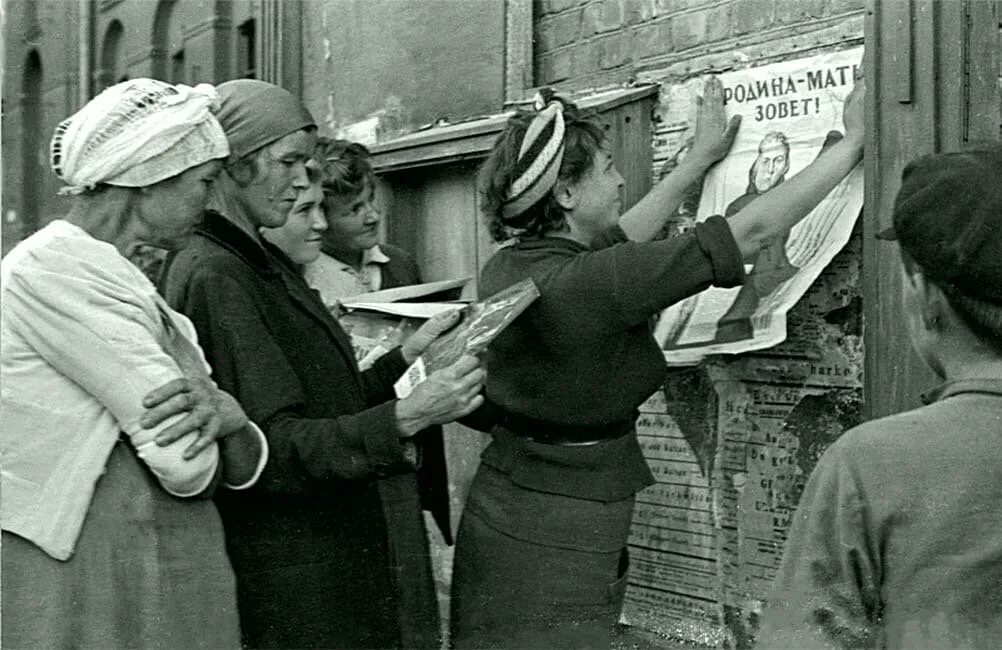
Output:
619 76 741 242
727 85 863 259
654 47 866 364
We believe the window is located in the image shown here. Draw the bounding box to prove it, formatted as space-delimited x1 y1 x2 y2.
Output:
237 19 256 79
152 0 183 82
171 49 185 84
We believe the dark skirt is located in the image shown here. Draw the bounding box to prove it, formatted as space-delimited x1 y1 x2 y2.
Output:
379 472 443 650
1 441 241 650
218 480 402 649
450 464 635 649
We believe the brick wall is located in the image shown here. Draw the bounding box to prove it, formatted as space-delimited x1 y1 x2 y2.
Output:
535 0 865 89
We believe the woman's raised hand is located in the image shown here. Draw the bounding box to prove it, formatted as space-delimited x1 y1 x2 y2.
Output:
395 354 485 437
688 76 742 166
141 377 250 460
842 72 865 148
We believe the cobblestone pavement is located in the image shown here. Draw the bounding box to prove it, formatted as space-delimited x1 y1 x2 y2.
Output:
613 625 717 650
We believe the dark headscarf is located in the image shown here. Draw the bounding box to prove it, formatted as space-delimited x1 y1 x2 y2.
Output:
215 79 316 160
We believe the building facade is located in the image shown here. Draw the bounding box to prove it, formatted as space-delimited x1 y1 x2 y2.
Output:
2 0 509 250
3 1 1000 647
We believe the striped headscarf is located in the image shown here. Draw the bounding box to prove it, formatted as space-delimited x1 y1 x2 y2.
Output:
50 78 229 194
501 93 566 222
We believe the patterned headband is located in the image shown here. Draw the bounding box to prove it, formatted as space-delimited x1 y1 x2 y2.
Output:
501 93 566 222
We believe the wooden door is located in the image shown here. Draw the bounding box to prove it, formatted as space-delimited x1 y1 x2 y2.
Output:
382 161 498 300
864 0 1001 418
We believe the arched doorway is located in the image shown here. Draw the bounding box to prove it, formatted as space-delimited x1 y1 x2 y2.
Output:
152 0 185 83
99 20 126 90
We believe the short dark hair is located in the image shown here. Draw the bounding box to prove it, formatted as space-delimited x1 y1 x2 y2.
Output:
314 137 374 202
227 126 317 188
225 151 262 187
479 96 606 242
941 286 1002 355
901 250 1002 355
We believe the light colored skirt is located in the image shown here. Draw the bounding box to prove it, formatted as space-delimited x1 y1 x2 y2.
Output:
2 440 241 650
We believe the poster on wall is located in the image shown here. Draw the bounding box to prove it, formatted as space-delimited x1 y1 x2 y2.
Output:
654 46 865 365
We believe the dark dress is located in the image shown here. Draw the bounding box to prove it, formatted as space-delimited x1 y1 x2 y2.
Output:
450 220 745 648
374 242 423 291
2 442 242 650
161 211 447 649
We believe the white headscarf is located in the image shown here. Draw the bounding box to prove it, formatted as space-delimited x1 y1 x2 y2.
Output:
50 78 230 194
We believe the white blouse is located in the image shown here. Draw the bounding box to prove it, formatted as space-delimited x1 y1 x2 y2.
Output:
1 220 266 560
303 245 390 311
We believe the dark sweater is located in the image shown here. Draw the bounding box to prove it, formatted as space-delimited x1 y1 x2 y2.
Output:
478 217 744 501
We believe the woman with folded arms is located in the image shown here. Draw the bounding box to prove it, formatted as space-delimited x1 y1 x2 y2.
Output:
1 79 267 650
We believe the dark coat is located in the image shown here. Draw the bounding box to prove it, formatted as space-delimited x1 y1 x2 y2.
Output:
365 241 453 649
366 243 451 539
160 211 444 649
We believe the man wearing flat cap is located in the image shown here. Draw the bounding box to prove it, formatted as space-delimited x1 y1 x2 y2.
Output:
756 146 1002 649
160 80 475 650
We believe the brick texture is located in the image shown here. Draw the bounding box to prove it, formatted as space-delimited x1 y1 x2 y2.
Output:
654 0 702 15
775 0 825 24
632 20 673 61
828 0 867 15
624 0 656 24
534 0 868 88
596 32 629 68
731 0 775 36
705 3 732 43
669 9 709 51
583 0 625 35
537 9 583 52
540 0 587 15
